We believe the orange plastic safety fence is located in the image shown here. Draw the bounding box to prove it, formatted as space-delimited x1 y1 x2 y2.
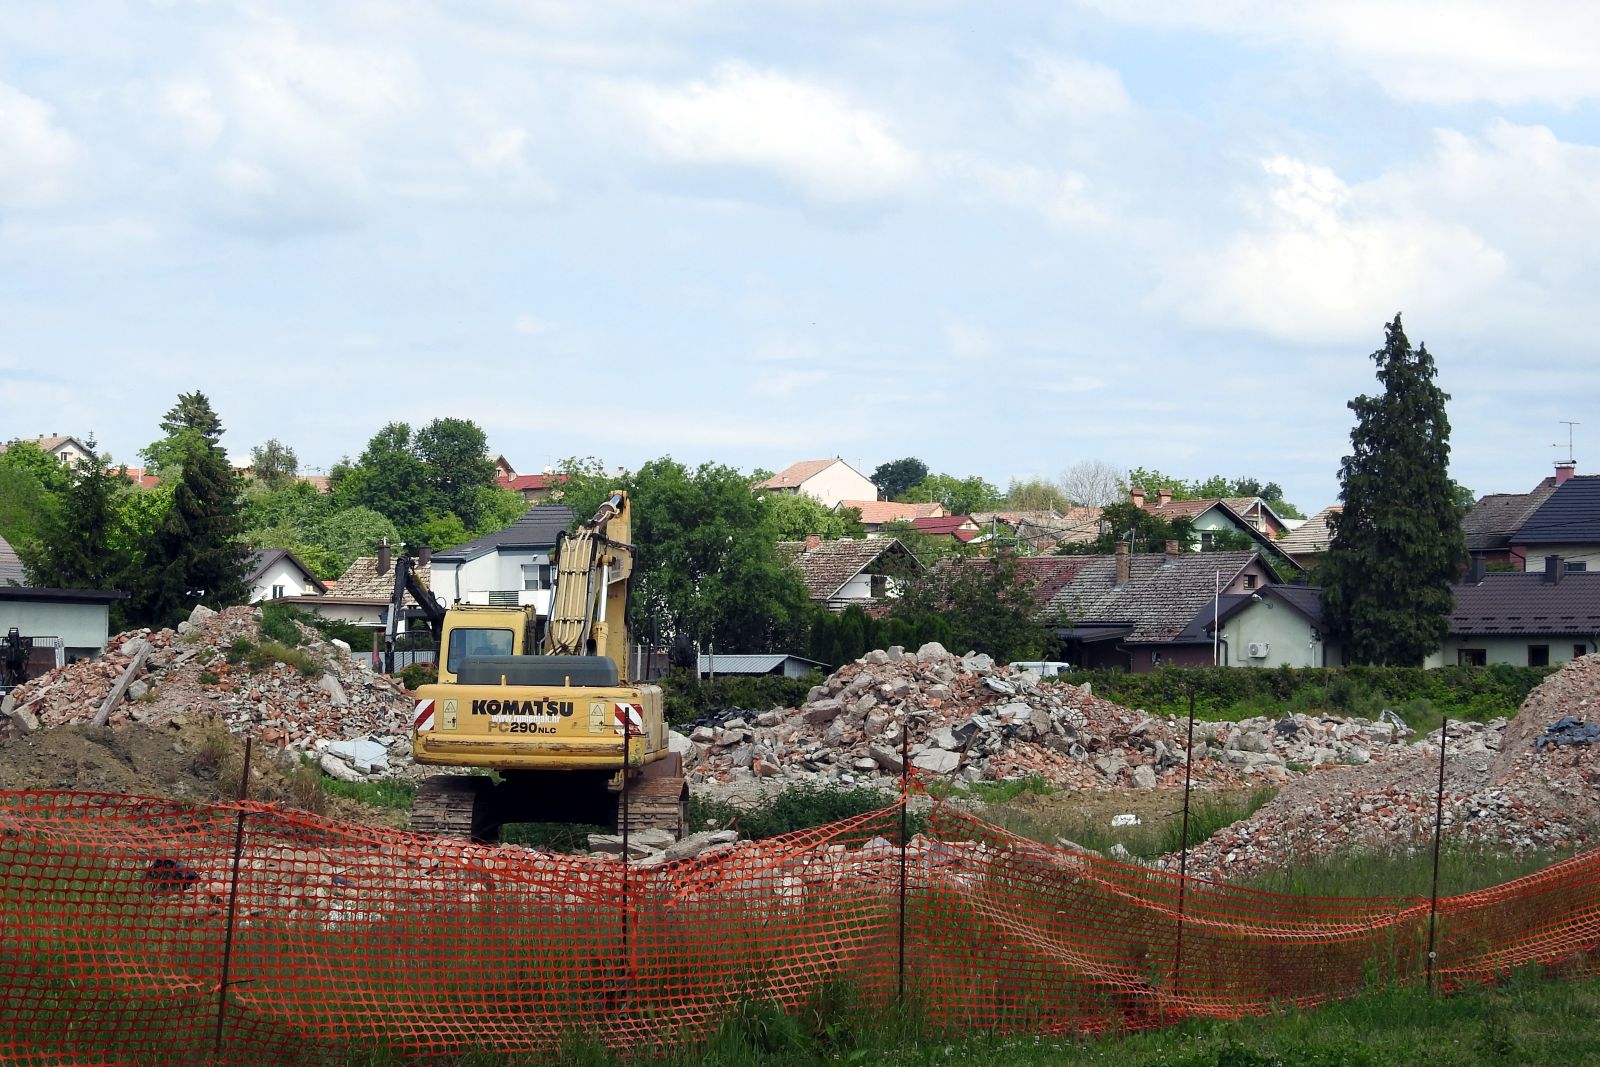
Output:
2 789 1599 1065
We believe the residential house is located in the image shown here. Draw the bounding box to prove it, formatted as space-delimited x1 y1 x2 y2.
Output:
698 653 830 679
1041 546 1281 671
245 549 328 603
1508 471 1600 573
837 499 947 536
910 515 981 544
1461 464 1567 570
0 434 96 468
1425 555 1600 667
302 554 435 635
1129 489 1301 572
0 533 126 668
1197 585 1338 668
755 459 877 509
969 509 1104 552
777 536 923 611
114 466 165 489
1275 506 1341 569
428 505 575 612
498 472 570 503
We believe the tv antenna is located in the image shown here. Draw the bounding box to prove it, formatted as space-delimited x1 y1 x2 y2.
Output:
1554 421 1579 465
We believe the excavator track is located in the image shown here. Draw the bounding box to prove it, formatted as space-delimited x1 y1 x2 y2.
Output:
411 775 493 841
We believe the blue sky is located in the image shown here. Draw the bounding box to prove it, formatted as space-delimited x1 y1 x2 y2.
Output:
4 1 1599 512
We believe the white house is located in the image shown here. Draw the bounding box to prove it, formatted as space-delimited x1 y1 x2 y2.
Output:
0 434 96 468
428 505 574 613
754 459 877 509
246 549 327 603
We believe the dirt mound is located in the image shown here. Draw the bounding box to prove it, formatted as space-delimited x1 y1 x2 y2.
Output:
1 604 415 781
1492 653 1600 780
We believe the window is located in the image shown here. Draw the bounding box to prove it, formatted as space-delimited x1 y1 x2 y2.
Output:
445 628 515 672
1566 561 1588 572
271 584 285 600
1458 649 1487 666
1576 645 1590 661
522 564 553 590
1199 530 1218 550
1529 645 1550 667
1243 574 1258 590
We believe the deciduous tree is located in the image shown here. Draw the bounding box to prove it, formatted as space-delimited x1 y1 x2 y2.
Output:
870 457 928 501
1322 314 1464 665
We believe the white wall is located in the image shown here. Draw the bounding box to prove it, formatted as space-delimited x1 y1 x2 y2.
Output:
0 600 111 652
1522 547 1600 572
249 558 318 603
1216 600 1328 667
1426 637 1597 668
798 463 876 509
433 551 553 614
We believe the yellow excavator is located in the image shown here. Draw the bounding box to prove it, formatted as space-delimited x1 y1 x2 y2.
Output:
406 492 686 842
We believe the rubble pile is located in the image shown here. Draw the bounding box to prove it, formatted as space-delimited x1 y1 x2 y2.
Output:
1490 654 1600 818
691 643 1264 790
0 605 414 780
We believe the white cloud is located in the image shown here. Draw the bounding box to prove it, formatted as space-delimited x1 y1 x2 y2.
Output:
1164 152 1509 343
1082 1 1600 106
615 62 919 202
0 82 78 207
961 158 1106 228
513 313 551 335
1014 53 1132 119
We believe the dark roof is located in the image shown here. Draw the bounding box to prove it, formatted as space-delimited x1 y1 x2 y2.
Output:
0 533 24 586
776 538 921 600
1277 506 1341 557
432 505 575 562
246 548 328 593
1449 572 1600 636
936 555 1092 606
1173 585 1328 643
1513 475 1600 546
0 586 127 603
1463 479 1558 551
1043 550 1263 642
697 653 830 675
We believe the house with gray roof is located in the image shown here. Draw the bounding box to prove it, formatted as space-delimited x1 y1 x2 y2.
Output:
1509 471 1600 574
1182 584 1338 668
245 548 327 603
1041 547 1284 671
428 505 575 611
698 652 830 678
1426 558 1600 668
1463 468 1563 570
776 536 922 611
0 532 126 672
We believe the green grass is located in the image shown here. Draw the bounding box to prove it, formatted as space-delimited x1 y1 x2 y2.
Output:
327 969 1600 1065
1239 841 1589 899
317 773 417 811
981 788 1279 861
687 781 899 841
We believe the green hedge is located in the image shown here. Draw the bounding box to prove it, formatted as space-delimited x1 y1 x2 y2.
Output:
1053 664 1555 724
658 669 825 724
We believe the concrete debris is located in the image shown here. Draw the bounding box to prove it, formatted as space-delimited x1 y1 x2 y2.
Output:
1 606 420 777
685 643 1427 793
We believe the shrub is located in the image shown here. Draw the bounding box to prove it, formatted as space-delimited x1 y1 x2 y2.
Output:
688 782 895 841
258 602 306 647
399 662 438 690
659 669 824 725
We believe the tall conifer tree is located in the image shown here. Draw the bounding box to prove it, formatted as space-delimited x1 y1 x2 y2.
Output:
1323 315 1464 665
132 393 249 626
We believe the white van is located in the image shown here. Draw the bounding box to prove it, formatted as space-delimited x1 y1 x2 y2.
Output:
1007 660 1073 677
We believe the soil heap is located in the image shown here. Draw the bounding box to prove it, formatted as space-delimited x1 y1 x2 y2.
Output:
0 604 415 781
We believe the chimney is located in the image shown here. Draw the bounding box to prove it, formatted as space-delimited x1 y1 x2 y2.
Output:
804 534 821 551
1130 487 1146 508
1156 488 1172 507
418 546 432 566
1544 555 1563 584
1164 540 1180 563
1469 553 1486 585
1556 462 1576 485
1115 540 1131 586
377 541 391 576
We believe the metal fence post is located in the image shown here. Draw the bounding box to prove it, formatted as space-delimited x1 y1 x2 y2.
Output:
1426 717 1448 993
213 735 252 1063
1174 687 1197 991
898 713 911 1004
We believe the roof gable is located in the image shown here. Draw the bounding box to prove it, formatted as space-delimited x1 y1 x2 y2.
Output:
755 459 843 491
1513 475 1600 545
1044 550 1263 642
327 556 432 603
432 505 575 562
1277 506 1341 555
776 537 921 600
1464 479 1559 551
247 548 328 592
